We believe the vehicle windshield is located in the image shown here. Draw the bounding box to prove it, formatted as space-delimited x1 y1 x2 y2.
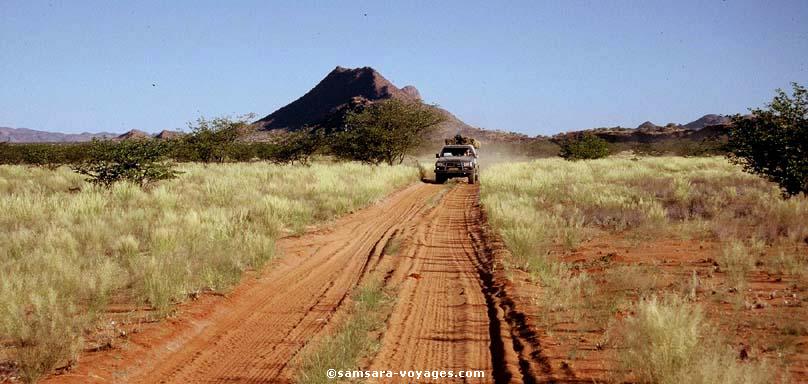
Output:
440 147 472 157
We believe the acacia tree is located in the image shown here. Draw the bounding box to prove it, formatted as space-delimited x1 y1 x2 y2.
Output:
332 99 446 165
179 114 255 163
71 139 178 188
728 83 807 196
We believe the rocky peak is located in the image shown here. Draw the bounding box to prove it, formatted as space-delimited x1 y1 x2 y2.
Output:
254 66 421 131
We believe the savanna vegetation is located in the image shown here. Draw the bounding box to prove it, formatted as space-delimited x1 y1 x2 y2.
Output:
0 99 448 171
1 83 804 383
0 163 419 383
481 157 807 383
0 99 451 381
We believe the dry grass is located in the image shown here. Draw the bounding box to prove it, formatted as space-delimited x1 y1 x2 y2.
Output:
481 157 807 244
480 156 805 381
613 295 773 384
481 157 808 283
0 162 418 382
718 240 759 291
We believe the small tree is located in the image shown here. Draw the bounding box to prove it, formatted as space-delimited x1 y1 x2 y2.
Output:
271 127 326 165
332 99 446 165
728 83 807 196
180 114 255 163
71 139 179 187
225 142 259 162
558 134 610 160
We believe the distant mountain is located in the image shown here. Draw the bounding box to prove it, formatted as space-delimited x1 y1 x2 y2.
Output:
116 129 151 140
155 130 184 140
637 121 660 131
253 66 528 144
0 126 189 143
556 114 733 143
683 114 730 130
0 127 118 143
631 115 730 132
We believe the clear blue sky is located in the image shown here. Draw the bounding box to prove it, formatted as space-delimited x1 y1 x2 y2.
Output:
1 1 807 136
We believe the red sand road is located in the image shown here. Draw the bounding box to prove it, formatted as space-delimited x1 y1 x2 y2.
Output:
371 185 500 381
42 183 526 383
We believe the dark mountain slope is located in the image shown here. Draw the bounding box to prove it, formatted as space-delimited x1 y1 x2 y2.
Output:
254 66 421 131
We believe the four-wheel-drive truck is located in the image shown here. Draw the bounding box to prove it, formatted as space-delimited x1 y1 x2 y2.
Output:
434 144 479 184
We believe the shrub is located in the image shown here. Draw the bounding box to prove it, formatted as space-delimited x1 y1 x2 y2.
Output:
0 142 96 167
558 134 610 160
20 144 65 168
252 142 281 161
71 139 179 187
728 83 808 196
332 99 446 165
630 139 727 157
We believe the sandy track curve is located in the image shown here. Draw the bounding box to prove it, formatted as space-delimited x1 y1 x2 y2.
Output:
44 182 527 384
127 183 441 384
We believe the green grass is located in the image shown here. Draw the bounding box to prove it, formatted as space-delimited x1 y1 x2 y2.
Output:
0 162 418 382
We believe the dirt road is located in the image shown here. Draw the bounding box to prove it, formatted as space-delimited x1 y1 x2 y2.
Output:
45 183 528 383
370 184 512 382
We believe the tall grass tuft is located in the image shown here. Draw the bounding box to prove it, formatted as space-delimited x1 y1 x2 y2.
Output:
718 240 758 291
614 295 773 384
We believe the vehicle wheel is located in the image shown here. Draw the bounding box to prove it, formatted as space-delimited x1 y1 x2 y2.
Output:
468 173 476 184
435 174 446 184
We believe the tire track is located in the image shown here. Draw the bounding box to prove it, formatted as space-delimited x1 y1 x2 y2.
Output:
130 184 439 384
38 183 439 384
370 185 524 383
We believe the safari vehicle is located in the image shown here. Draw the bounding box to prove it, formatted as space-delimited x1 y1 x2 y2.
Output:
434 144 478 184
